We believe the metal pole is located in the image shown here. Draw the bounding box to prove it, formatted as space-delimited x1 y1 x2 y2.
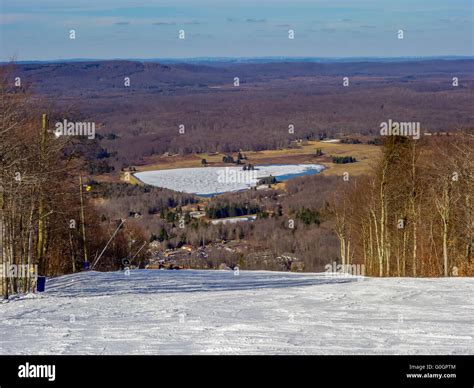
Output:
131 241 147 262
91 219 125 270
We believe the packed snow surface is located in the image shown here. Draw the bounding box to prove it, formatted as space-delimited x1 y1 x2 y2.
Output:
1 270 472 355
134 164 324 195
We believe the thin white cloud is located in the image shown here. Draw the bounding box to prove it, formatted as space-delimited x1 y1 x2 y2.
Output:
0 13 44 25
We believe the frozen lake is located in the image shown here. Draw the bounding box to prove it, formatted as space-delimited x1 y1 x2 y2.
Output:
135 164 324 196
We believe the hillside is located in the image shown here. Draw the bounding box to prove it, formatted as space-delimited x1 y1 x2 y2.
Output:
10 59 474 167
1 270 472 355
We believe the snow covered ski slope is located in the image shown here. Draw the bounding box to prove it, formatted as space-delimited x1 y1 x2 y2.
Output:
1 270 472 355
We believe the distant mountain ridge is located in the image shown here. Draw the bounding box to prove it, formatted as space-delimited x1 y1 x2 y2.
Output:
11 58 474 94
2 58 473 166
5 55 474 65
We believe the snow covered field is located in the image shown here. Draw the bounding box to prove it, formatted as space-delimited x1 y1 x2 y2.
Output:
1 270 472 355
135 164 324 195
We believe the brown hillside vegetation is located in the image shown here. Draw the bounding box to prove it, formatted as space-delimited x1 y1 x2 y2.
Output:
12 60 474 168
332 134 474 276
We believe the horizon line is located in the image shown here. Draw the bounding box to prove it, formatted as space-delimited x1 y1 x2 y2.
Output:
3 55 473 65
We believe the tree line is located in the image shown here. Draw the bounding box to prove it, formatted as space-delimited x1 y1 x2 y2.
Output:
0 68 149 298
332 134 473 276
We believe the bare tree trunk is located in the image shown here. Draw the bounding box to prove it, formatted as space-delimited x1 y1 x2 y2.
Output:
79 175 89 266
368 217 374 275
435 178 451 277
0 203 8 299
371 209 383 276
410 141 418 277
68 230 76 273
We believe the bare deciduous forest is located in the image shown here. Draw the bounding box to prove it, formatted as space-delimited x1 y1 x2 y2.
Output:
332 135 473 276
13 60 474 167
1 59 473 299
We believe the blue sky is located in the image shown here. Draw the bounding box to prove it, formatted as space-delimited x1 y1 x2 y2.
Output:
1 0 473 60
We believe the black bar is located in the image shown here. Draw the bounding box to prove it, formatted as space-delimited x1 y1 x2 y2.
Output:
0 355 472 387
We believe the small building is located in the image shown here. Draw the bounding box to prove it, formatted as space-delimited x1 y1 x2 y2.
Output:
181 245 193 252
189 211 206 219
257 175 277 185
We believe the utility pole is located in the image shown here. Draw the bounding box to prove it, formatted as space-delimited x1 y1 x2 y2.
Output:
37 114 47 275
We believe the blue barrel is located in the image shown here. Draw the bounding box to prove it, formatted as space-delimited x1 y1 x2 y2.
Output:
37 276 46 292
83 261 90 270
